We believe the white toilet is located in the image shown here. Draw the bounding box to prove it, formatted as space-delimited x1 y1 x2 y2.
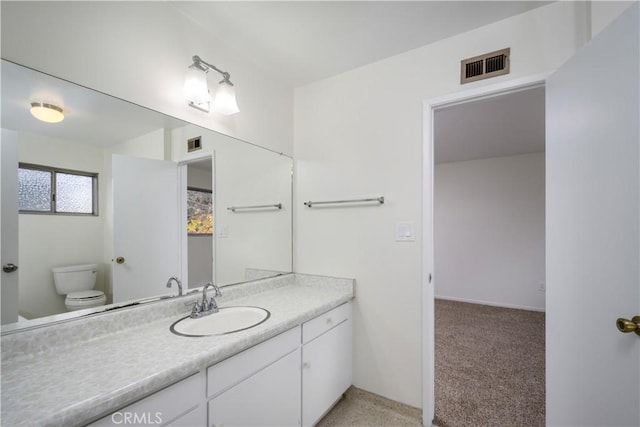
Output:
52 264 107 311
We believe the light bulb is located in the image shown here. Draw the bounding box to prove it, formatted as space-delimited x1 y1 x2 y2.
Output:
213 80 239 115
184 65 210 104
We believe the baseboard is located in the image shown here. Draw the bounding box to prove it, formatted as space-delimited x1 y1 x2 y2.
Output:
434 295 545 312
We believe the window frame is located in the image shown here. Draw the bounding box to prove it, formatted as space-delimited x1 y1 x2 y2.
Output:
18 162 99 216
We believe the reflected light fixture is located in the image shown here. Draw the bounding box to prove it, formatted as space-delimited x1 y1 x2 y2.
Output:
30 101 64 123
184 55 239 115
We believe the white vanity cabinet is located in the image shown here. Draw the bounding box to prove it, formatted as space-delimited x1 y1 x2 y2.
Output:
301 303 353 426
207 303 353 427
86 302 352 427
88 373 205 427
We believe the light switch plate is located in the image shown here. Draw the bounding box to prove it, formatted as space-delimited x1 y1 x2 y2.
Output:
217 225 228 238
396 222 415 242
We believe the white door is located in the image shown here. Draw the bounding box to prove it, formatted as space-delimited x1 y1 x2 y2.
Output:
546 4 639 426
1 129 20 324
112 154 180 303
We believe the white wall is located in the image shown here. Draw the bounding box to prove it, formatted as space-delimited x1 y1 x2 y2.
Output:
435 153 545 311
109 129 166 160
294 1 587 407
17 132 106 318
0 1 293 156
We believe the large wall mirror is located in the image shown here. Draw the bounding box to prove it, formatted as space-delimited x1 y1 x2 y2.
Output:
0 60 293 330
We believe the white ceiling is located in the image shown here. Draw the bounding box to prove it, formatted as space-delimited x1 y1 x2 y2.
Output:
434 86 545 164
1 60 186 146
170 1 551 86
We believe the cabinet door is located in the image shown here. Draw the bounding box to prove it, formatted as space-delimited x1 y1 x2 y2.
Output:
302 319 352 426
209 349 301 427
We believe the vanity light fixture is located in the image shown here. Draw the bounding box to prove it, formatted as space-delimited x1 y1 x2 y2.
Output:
30 101 64 123
184 55 239 115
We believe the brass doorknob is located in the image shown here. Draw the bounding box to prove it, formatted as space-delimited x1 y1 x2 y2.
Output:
616 316 640 336
115 256 125 264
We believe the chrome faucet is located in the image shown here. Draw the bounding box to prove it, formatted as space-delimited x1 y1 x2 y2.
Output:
190 282 222 319
166 276 183 296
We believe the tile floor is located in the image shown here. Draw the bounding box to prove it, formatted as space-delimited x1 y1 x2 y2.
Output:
317 387 422 427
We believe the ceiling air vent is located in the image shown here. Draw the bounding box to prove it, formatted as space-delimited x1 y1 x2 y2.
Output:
461 48 510 84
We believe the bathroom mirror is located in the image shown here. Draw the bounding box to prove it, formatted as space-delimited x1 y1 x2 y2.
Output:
0 60 293 330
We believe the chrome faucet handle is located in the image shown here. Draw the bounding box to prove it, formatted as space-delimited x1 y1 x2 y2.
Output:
213 284 222 297
191 301 201 316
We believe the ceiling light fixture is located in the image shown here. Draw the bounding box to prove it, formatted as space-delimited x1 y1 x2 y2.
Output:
30 102 65 123
184 55 239 115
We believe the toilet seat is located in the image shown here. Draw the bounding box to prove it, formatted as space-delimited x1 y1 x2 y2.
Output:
65 290 106 310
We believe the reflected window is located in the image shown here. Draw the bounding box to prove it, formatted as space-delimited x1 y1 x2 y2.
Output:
187 187 213 234
18 163 98 215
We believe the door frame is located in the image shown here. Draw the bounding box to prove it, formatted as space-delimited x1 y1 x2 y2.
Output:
421 72 550 425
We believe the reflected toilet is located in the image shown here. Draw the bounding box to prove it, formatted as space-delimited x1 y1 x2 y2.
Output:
52 264 106 311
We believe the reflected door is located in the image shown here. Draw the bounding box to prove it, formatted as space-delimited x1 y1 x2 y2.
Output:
1 129 19 324
112 154 180 302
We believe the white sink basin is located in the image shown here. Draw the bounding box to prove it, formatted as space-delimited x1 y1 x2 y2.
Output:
170 306 270 337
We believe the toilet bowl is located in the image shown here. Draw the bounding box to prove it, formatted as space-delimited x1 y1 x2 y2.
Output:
52 264 106 311
65 290 107 311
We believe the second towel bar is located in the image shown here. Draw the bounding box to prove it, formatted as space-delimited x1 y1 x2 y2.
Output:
304 197 384 208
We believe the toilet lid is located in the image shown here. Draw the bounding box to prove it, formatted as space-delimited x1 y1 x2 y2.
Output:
67 290 105 300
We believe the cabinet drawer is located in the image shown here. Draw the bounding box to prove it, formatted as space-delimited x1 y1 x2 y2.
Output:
207 326 300 397
302 303 350 344
88 373 202 426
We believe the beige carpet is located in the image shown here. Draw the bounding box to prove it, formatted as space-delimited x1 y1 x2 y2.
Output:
434 299 545 427
317 387 422 427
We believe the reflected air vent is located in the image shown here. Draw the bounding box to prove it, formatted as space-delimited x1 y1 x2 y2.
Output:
461 48 510 84
188 136 202 152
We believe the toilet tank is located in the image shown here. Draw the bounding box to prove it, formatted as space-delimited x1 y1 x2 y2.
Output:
52 264 98 295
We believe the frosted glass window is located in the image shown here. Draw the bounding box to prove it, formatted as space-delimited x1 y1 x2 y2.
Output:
18 164 98 215
18 168 52 211
56 173 93 213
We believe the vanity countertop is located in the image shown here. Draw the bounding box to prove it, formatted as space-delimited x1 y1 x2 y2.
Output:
0 273 354 427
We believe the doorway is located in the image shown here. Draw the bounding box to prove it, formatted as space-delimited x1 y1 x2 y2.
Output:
432 86 545 425
421 74 549 425
184 158 215 289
